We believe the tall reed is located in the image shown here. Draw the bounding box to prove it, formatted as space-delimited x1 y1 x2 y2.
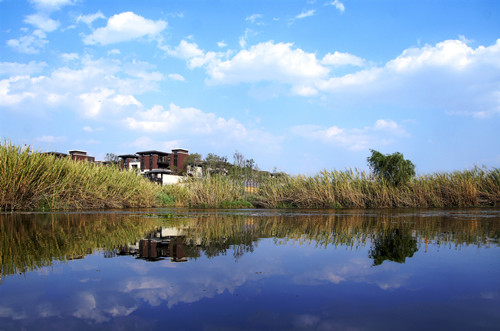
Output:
2 141 498 210
256 168 500 209
0 141 160 211
182 175 249 208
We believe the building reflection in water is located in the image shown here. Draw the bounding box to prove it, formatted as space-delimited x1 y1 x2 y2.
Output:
118 227 197 263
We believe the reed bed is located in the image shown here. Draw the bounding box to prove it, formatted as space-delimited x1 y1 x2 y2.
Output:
2 141 499 210
255 168 499 209
0 141 160 211
159 175 251 208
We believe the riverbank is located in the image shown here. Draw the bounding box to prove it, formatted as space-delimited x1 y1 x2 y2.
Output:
1 141 499 211
161 168 500 209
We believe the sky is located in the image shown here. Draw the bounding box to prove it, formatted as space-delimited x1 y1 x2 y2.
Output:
1 0 499 175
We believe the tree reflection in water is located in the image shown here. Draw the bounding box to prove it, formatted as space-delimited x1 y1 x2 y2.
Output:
369 229 418 266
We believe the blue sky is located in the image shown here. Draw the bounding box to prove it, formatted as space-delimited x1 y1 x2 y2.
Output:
1 0 499 174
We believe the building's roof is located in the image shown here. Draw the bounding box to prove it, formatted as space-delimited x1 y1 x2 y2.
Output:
68 150 87 154
42 152 68 157
172 148 189 153
118 154 138 158
136 150 171 156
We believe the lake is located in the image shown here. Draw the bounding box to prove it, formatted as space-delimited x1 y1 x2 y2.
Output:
0 209 499 330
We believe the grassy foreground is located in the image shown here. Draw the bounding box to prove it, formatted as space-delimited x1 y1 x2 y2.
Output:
1 141 499 211
1 141 159 211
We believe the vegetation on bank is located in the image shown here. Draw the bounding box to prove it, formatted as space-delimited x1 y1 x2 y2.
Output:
161 167 499 209
1 141 499 211
1 141 159 211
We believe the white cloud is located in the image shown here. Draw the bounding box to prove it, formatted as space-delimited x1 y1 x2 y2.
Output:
322 51 365 67
164 40 220 69
0 57 160 117
166 36 499 117
76 11 106 27
295 9 316 20
0 76 36 105
124 103 282 155
317 39 500 117
166 40 204 59
7 30 48 54
34 135 66 143
125 103 247 138
83 126 103 133
246 14 263 24
107 49 120 55
291 119 408 150
217 40 227 48
83 12 167 45
130 136 182 152
79 88 142 117
24 13 60 32
291 85 319 96
238 28 259 49
29 0 74 11
0 61 46 76
206 41 329 88
168 73 185 82
61 53 79 61
326 0 345 13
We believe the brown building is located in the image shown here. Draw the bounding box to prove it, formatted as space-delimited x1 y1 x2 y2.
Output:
118 154 140 172
119 149 189 175
42 150 95 163
68 150 95 163
171 148 189 173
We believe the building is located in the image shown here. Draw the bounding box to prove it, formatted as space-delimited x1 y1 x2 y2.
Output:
119 149 189 175
118 154 141 172
118 148 190 185
42 150 95 163
68 150 95 163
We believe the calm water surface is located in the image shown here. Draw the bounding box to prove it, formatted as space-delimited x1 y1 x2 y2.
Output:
0 209 499 330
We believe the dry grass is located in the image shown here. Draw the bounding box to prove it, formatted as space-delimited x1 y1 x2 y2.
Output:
256 168 500 209
163 175 250 208
2 141 498 210
1 141 160 211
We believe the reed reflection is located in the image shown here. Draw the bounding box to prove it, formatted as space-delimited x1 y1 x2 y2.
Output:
1 210 499 279
0 213 164 278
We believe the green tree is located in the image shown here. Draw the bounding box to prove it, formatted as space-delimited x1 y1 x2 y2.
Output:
104 153 120 167
184 153 202 167
105 153 119 163
204 153 229 175
233 150 245 168
367 149 416 186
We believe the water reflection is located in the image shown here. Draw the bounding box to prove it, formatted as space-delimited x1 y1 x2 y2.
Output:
1 209 499 278
369 229 418 266
0 212 164 277
0 209 499 330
